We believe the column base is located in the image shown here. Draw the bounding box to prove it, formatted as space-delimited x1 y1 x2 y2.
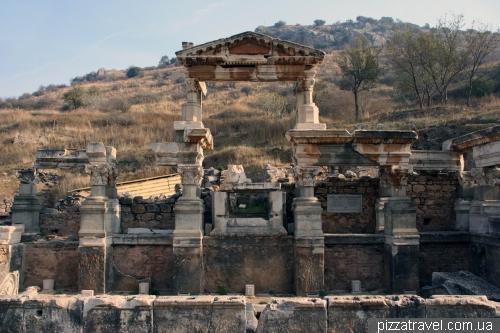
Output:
11 196 41 234
469 200 500 234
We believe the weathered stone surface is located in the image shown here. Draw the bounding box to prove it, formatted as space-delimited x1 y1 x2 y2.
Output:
256 298 327 333
153 296 246 333
419 242 470 287
324 243 384 291
0 225 23 245
426 295 500 318
0 271 19 296
113 245 173 292
24 297 83 333
23 241 79 290
83 295 154 333
203 237 293 294
78 243 112 294
432 271 500 301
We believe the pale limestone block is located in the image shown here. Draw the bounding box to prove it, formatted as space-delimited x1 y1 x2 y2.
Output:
0 225 24 245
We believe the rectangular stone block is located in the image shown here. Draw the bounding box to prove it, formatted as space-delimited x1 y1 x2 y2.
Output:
83 295 154 333
78 241 113 294
256 298 326 333
294 238 324 296
173 243 204 295
24 297 83 333
153 296 245 333
0 225 24 245
384 238 420 293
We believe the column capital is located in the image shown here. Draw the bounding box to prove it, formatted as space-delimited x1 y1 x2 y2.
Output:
16 168 37 184
294 165 322 187
298 69 317 91
85 164 110 186
178 164 204 186
379 166 408 187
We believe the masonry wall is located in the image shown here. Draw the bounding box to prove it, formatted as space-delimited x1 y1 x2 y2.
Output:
316 177 379 234
324 241 384 291
112 244 174 292
39 209 80 240
203 236 294 294
23 241 79 290
419 242 470 286
470 235 500 289
407 172 459 232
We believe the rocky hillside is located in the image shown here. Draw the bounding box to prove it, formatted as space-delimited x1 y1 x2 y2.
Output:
255 16 424 50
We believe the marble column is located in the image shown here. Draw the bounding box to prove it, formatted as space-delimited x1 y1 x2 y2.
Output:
293 165 324 296
468 167 500 234
11 168 41 234
173 164 205 295
295 69 326 130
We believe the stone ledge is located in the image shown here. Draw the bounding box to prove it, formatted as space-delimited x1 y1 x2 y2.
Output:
419 231 471 243
324 234 384 245
112 234 173 245
470 232 500 247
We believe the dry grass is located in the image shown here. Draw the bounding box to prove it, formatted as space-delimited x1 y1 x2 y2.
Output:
1 54 499 200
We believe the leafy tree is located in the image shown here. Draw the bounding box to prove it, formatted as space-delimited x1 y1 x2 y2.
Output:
314 19 326 27
336 36 381 120
274 21 286 28
240 86 253 96
62 86 86 109
256 93 288 118
463 24 500 106
158 55 170 68
126 66 142 78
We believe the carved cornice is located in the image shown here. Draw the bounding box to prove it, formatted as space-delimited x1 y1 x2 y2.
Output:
443 126 500 152
175 31 325 67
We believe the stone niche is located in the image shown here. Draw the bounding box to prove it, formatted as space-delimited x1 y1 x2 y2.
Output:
211 183 286 237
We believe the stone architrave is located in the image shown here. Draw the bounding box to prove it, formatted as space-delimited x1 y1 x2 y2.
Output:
11 168 41 233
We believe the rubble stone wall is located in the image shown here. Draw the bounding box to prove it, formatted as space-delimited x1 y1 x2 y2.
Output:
419 242 470 286
407 172 459 232
324 242 384 291
40 209 80 240
316 177 379 233
23 241 79 290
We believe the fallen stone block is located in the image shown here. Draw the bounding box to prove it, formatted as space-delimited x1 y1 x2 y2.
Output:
432 271 500 301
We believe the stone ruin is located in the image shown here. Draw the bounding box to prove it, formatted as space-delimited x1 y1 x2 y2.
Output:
1 31 500 332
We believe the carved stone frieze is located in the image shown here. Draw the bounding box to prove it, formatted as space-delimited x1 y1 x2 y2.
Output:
16 168 37 184
178 165 204 186
0 271 19 296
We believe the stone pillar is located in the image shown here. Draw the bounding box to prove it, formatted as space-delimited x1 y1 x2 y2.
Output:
181 78 206 123
78 143 118 294
380 167 420 293
454 171 474 231
292 166 324 296
295 69 326 130
173 164 205 295
11 168 41 234
468 167 500 234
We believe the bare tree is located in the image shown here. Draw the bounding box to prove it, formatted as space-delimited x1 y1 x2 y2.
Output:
336 36 381 121
464 23 500 106
416 15 469 105
387 26 436 108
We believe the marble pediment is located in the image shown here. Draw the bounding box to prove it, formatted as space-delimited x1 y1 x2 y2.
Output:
175 32 325 81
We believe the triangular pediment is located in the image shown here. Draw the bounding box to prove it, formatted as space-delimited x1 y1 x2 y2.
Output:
175 31 325 66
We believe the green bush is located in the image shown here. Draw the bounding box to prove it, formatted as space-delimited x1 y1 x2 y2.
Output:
62 86 86 109
472 79 495 97
126 66 142 78
274 21 286 28
314 19 326 27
